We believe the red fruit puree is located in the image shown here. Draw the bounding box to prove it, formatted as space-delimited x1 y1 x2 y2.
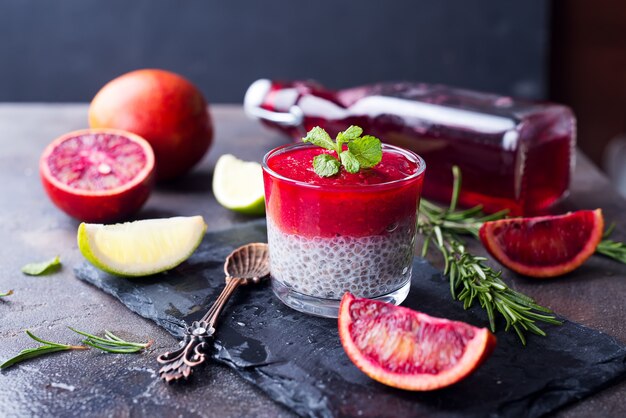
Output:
263 144 425 238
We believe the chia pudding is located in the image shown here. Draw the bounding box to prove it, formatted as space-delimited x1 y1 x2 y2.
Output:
267 217 416 299
262 142 425 317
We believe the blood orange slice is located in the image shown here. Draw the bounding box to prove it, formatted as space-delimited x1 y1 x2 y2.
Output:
338 293 496 391
479 209 604 278
39 129 155 223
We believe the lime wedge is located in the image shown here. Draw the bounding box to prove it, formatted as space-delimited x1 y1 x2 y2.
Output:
212 154 265 215
78 216 207 277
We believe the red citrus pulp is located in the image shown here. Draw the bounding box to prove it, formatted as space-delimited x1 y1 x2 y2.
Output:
338 293 496 391
39 129 155 222
479 209 604 278
89 69 213 180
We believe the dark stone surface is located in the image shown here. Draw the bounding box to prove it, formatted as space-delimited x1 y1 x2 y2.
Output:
0 105 292 418
1 104 626 417
75 220 626 418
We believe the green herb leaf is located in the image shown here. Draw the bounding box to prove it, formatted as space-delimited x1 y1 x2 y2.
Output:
312 154 341 177
68 327 153 354
0 290 13 298
303 126 383 177
596 238 626 264
336 125 363 148
302 127 336 151
595 224 626 264
0 330 87 370
348 135 382 168
340 151 360 173
21 256 61 276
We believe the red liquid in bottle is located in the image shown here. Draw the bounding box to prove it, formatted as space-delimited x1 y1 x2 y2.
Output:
246 80 575 215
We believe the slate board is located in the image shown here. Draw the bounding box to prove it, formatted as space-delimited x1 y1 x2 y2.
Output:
75 220 626 418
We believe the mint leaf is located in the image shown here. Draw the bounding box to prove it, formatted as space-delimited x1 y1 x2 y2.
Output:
336 125 363 148
313 154 341 177
303 125 383 177
348 135 382 168
22 256 61 276
303 127 336 151
340 151 360 173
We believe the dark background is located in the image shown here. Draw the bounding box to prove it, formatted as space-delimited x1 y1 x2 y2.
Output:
0 0 548 102
0 0 625 173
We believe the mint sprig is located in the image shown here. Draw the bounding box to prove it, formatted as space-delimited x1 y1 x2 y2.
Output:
303 126 382 177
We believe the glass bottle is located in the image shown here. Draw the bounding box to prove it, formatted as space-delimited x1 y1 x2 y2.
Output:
244 79 576 215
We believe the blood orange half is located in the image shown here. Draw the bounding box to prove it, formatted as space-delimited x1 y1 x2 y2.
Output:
338 293 496 391
479 209 604 278
39 129 155 223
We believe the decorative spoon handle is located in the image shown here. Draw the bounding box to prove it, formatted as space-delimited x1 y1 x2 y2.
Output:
157 277 242 383
156 242 269 383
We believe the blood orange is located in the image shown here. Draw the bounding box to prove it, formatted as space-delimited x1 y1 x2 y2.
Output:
39 129 155 223
479 209 604 278
89 69 213 180
338 293 496 391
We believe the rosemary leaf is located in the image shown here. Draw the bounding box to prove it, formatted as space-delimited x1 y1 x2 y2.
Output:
82 341 145 354
68 327 152 354
594 222 626 264
0 330 87 370
24 330 67 346
0 290 13 298
596 238 626 264
513 326 527 345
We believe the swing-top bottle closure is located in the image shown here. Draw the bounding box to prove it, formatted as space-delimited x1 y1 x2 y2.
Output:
244 79 304 127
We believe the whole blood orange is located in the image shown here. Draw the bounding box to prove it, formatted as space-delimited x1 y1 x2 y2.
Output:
39 129 155 223
479 209 604 278
89 69 213 180
338 293 496 391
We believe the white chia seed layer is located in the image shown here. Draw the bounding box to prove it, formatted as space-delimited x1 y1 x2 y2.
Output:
267 218 416 299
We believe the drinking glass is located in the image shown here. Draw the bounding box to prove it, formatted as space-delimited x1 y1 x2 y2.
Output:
262 142 426 317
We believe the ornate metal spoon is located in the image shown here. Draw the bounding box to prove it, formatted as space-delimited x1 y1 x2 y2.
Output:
157 242 270 383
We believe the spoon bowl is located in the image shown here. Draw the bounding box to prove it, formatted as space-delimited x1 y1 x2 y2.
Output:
225 242 270 283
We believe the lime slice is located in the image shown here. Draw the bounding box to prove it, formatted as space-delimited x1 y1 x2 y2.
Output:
78 216 207 277
212 154 265 215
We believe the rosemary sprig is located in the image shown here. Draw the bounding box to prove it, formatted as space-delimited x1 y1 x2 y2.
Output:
0 290 13 298
68 327 153 353
597 240 626 263
418 167 561 344
596 224 626 264
0 330 87 370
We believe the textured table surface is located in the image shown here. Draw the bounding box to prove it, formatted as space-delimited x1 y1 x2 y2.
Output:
0 104 625 418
